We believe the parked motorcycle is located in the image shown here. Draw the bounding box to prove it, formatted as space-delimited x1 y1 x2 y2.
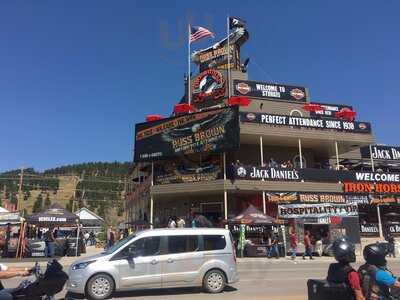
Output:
1 260 68 300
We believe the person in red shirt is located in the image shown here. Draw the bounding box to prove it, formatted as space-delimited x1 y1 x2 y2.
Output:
327 238 365 300
289 229 297 260
303 230 314 260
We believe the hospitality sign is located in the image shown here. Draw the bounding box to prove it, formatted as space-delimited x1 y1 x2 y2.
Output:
134 107 239 162
240 112 371 134
233 80 308 102
278 203 358 219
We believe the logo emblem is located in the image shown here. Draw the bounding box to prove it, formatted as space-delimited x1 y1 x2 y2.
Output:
246 113 256 121
358 123 367 130
237 167 247 177
236 82 251 95
290 88 305 100
192 69 225 104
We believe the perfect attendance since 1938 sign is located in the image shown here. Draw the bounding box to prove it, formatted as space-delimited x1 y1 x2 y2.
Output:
241 112 371 134
134 107 239 162
233 79 308 102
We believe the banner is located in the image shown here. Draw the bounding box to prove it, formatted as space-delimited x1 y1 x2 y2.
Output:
234 165 299 181
360 223 380 236
278 203 358 219
298 193 346 204
233 80 308 102
267 192 298 203
309 102 353 119
360 145 400 161
134 107 239 162
388 224 400 234
344 182 400 195
345 194 370 204
155 165 221 185
240 112 371 134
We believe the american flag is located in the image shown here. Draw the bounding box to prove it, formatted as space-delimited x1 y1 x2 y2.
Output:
189 26 214 44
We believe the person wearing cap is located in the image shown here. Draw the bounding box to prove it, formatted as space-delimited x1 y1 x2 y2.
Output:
327 237 365 300
358 243 400 299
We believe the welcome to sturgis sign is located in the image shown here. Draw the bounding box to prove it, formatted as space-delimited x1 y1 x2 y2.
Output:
134 107 239 162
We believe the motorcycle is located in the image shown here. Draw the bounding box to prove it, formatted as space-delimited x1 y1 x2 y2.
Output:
1 260 68 300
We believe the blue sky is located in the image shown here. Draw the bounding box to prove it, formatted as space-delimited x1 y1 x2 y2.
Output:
1 0 399 172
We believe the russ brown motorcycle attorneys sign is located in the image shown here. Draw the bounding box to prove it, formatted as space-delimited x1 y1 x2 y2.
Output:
234 80 308 102
134 107 239 162
241 112 371 134
278 203 358 219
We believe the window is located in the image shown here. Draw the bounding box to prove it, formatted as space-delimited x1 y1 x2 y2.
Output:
167 235 199 254
118 237 160 258
293 155 307 169
203 235 226 251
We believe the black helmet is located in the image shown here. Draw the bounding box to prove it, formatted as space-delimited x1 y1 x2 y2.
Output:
363 243 388 267
332 237 356 263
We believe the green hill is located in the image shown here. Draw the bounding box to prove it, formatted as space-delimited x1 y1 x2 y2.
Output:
0 162 131 224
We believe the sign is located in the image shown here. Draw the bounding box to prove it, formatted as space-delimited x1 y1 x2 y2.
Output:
267 192 298 203
354 172 400 183
345 194 370 204
360 224 379 236
299 193 346 204
234 166 299 181
0 212 20 223
369 196 397 204
360 145 400 161
197 44 237 71
154 165 221 185
134 107 239 162
38 216 67 223
388 224 400 234
344 182 400 195
192 69 226 109
240 112 371 134
233 80 307 102
309 102 353 119
278 203 358 219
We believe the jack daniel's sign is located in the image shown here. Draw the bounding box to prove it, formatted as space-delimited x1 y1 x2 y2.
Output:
361 145 400 161
235 165 300 181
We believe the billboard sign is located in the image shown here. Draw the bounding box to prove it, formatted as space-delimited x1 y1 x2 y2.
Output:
360 145 400 161
134 107 239 162
233 79 308 102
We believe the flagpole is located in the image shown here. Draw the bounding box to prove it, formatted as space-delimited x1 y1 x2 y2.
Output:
226 16 231 98
188 24 191 106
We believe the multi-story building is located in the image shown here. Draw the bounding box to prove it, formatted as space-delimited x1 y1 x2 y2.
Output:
128 23 399 246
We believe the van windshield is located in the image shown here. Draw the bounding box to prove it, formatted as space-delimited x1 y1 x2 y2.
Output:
103 234 136 255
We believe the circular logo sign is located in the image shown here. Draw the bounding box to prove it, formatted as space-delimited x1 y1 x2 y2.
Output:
237 167 247 177
236 82 251 95
290 88 305 100
192 69 225 104
358 123 367 130
246 113 256 121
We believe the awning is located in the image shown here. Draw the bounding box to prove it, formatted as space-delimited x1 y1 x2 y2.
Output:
229 205 277 225
27 203 79 226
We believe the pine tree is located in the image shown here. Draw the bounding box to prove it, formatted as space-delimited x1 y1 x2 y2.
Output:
44 193 51 209
32 194 43 213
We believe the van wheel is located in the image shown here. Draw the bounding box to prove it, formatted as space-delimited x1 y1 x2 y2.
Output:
86 273 114 300
203 269 226 293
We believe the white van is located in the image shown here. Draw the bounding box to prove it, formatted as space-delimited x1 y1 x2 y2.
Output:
67 228 239 299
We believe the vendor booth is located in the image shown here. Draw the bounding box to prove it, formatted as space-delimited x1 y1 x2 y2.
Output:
26 204 84 257
75 207 104 234
227 205 284 257
0 211 24 258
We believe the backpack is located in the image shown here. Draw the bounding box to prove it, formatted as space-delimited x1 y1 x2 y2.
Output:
358 264 393 300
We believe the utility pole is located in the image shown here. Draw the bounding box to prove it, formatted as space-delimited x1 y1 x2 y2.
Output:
17 167 24 215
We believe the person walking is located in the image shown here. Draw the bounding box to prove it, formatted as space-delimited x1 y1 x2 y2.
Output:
303 230 314 260
289 229 297 260
44 227 55 258
268 233 280 259
386 233 396 258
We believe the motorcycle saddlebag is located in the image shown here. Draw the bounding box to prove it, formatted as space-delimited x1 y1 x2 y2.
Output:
307 279 355 300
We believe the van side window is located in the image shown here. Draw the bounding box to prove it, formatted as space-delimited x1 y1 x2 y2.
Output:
167 235 199 254
203 235 226 251
114 237 160 259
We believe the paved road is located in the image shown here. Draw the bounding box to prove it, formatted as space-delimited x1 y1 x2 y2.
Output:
3 258 400 300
